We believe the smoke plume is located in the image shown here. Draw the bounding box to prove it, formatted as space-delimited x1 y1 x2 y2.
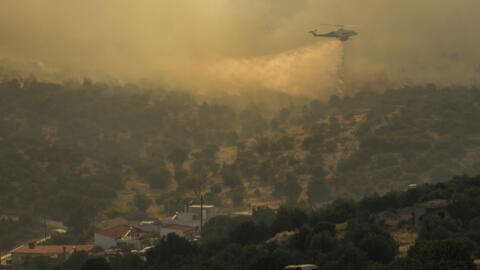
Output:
0 0 479 97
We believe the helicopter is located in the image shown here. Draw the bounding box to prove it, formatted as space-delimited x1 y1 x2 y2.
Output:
309 24 358 42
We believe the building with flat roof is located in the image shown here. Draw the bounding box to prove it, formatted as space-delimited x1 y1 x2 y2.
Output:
1 253 12 266
161 224 196 240
162 212 200 229
189 205 215 224
10 244 94 265
128 219 162 233
414 199 449 227
162 205 215 230
94 225 145 250
284 264 318 270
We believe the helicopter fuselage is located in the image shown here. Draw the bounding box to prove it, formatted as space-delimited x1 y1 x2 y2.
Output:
310 28 357 42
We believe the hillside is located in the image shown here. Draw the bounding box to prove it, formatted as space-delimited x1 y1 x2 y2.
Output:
22 175 480 270
2 78 480 250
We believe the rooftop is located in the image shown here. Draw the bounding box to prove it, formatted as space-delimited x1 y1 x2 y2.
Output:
12 245 94 255
415 199 448 208
97 225 140 239
162 224 196 233
189 205 215 209
232 210 253 216
140 220 159 225
285 264 318 269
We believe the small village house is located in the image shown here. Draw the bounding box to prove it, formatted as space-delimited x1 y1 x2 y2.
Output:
414 199 449 227
10 244 93 265
160 224 196 240
162 204 215 230
129 219 162 233
94 225 144 250
189 204 215 224
162 212 200 229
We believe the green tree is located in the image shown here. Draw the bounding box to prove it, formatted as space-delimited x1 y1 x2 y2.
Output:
345 221 398 265
222 166 241 188
285 177 302 203
181 174 205 195
62 250 89 270
239 108 267 136
271 206 308 234
146 233 199 269
65 206 94 234
359 233 398 264
133 193 152 212
248 247 295 270
23 256 51 270
231 186 245 208
307 178 330 204
229 221 270 246
167 148 189 168
146 167 171 189
419 217 462 241
407 239 475 270
310 231 337 253
81 257 112 270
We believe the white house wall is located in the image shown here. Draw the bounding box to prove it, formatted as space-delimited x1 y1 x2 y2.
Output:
117 239 142 250
94 233 117 250
162 213 200 228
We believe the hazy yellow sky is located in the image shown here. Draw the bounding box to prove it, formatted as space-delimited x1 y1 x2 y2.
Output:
0 0 479 96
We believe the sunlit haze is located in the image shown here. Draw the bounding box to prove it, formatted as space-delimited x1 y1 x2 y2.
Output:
0 0 479 97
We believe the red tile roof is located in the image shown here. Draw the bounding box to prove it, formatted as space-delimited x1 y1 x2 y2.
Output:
12 245 94 255
97 225 133 239
162 224 196 233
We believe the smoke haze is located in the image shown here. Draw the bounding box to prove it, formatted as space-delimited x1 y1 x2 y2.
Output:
0 0 479 97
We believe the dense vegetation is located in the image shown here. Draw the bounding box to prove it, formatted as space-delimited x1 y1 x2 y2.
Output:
23 175 480 270
2 77 480 251
0 216 42 251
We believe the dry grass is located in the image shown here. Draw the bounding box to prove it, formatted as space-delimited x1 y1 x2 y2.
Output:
267 231 295 246
393 230 417 257
107 112 381 217
216 146 237 165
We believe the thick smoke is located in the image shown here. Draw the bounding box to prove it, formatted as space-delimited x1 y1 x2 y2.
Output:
192 41 343 98
0 0 479 97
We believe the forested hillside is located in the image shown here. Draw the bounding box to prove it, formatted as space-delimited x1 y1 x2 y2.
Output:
1 78 480 250
23 175 480 270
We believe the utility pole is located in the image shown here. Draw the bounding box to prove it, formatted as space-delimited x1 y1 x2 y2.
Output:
167 200 170 216
200 195 204 234
93 205 97 231
337 42 346 98
44 216 47 241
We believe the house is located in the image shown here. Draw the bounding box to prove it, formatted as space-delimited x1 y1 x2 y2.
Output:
162 205 215 230
128 219 162 233
10 244 94 265
232 209 253 216
284 264 318 270
189 205 215 224
162 212 200 229
1 253 12 266
160 224 196 240
94 225 145 250
414 199 449 227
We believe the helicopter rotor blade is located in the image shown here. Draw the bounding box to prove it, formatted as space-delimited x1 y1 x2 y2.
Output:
318 23 343 27
318 24 360 28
